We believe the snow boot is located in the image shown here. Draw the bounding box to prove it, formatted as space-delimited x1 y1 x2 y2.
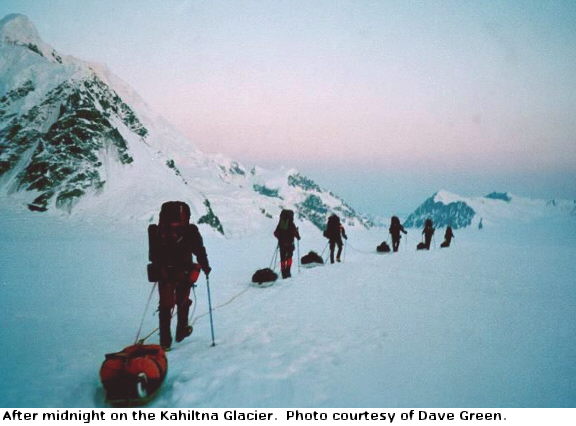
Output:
176 325 193 342
175 299 193 343
159 308 172 350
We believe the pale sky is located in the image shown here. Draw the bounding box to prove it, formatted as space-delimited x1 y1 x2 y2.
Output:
1 0 575 213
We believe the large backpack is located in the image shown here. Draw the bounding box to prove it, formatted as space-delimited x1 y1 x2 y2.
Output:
323 214 340 239
376 241 391 253
278 209 294 229
148 201 196 282
251 268 278 285
301 251 324 265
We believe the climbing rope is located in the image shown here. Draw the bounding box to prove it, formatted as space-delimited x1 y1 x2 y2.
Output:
137 282 253 344
191 285 251 327
134 282 157 344
136 282 198 344
269 245 279 271
345 241 376 255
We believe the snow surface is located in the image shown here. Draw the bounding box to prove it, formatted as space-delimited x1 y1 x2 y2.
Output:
1 206 575 408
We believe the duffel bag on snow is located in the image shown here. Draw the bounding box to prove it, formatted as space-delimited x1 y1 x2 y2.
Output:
301 251 324 265
251 268 278 284
100 344 167 406
376 242 391 253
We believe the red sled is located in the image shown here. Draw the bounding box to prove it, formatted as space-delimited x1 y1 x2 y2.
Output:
100 344 168 406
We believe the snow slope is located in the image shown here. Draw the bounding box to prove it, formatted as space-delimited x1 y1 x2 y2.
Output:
1 206 575 408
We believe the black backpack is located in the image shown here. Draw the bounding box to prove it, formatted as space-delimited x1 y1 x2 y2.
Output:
323 214 340 239
252 268 278 285
301 251 324 265
148 201 194 281
376 241 391 253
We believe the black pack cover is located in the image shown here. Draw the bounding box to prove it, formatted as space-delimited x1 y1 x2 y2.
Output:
376 242 391 253
301 251 324 265
159 201 190 225
252 268 278 284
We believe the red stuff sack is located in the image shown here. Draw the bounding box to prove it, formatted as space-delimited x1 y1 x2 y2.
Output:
100 344 167 406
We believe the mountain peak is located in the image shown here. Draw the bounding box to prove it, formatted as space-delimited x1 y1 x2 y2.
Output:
434 189 463 204
0 14 42 46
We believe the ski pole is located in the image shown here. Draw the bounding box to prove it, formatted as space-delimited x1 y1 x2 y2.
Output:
269 244 279 270
206 276 216 347
297 239 301 273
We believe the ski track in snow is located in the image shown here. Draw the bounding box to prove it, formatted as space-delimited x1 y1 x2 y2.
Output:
0 209 575 407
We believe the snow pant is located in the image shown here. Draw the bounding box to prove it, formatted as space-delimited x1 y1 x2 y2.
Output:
158 278 193 348
279 244 294 278
329 238 343 263
424 234 433 250
391 236 401 252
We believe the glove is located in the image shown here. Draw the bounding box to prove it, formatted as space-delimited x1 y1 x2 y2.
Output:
343 235 348 240
203 266 212 277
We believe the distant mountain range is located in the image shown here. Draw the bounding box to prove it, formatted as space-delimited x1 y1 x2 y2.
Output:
0 14 373 236
404 190 576 229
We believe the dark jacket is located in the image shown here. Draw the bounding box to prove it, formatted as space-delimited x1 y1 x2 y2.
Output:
389 222 407 239
423 223 435 238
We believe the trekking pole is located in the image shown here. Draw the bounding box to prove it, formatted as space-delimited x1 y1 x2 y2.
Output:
206 276 216 347
320 241 329 257
297 239 301 273
269 244 279 270
343 240 347 262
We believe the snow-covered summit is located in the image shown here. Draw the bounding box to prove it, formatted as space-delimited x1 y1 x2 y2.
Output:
0 13 65 64
0 14 41 45
404 190 576 229
0 14 372 236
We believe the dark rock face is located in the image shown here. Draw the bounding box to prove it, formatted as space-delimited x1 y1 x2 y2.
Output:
198 199 224 235
485 192 511 202
287 173 373 231
404 195 476 229
0 75 148 212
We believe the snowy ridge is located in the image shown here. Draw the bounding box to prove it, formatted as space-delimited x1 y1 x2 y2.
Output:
0 14 372 237
404 189 576 229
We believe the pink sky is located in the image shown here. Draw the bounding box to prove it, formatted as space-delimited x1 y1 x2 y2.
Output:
1 0 575 208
